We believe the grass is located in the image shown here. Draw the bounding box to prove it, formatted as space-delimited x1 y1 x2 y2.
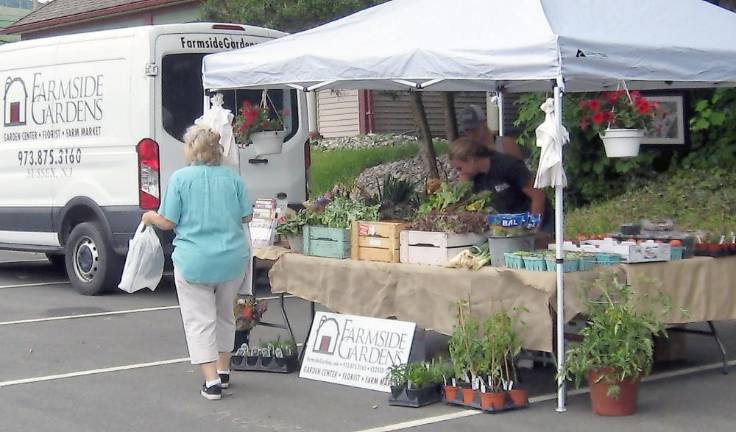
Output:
309 140 448 196
565 167 736 237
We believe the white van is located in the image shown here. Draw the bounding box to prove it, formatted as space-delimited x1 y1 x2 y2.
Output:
0 23 309 295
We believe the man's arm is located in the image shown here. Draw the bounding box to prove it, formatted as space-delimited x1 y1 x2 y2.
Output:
522 183 546 217
501 136 525 160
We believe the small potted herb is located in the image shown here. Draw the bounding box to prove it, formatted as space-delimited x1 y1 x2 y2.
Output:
560 272 672 416
276 209 309 253
387 361 444 407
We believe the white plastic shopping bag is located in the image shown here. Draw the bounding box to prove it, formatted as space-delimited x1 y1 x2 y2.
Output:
118 223 164 293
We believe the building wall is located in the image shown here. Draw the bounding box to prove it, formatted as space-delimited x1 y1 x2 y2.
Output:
21 3 200 39
317 89 361 138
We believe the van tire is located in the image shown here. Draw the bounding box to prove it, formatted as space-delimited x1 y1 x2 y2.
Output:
64 222 122 296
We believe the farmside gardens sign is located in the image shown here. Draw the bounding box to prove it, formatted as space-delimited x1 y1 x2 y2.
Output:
300 312 416 392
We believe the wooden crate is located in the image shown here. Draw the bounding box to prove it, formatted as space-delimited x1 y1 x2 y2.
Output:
350 221 408 263
303 226 351 259
400 230 487 266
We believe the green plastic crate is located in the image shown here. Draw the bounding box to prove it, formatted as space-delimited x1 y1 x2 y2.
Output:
303 226 351 259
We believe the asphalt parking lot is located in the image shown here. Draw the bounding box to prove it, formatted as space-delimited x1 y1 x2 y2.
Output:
2 250 736 432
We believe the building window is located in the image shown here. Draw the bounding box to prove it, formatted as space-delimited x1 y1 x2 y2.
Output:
0 0 34 10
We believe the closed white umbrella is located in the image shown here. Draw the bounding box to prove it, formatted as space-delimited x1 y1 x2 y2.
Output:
534 98 568 189
195 93 240 171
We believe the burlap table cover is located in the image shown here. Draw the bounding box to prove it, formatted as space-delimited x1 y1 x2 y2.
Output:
257 248 736 353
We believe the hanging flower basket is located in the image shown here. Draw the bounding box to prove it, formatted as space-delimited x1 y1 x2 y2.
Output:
579 89 660 159
251 130 286 155
599 128 643 158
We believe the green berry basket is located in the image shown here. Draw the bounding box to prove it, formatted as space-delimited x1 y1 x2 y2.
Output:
504 252 525 269
578 254 598 271
523 255 547 271
596 253 622 266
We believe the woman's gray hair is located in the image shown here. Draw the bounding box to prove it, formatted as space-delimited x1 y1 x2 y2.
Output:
183 125 223 165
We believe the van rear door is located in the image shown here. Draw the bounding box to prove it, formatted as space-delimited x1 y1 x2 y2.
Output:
155 31 308 205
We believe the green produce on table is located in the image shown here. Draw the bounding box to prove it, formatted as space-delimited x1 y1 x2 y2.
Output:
417 182 493 218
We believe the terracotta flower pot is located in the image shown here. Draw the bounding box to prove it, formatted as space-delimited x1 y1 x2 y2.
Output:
588 369 641 416
461 388 477 405
509 388 529 407
479 391 506 410
444 385 458 401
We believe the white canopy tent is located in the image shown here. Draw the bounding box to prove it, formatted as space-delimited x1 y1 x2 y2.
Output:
203 0 736 411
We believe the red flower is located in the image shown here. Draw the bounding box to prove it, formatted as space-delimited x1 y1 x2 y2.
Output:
579 117 590 130
637 100 651 114
605 92 620 104
605 111 615 122
579 99 589 109
588 99 602 111
630 91 642 103
592 111 606 125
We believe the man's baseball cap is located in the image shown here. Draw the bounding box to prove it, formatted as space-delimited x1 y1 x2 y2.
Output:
458 105 486 135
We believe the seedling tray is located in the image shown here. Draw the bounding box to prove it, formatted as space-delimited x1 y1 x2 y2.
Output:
388 385 443 408
443 388 528 414
231 354 299 374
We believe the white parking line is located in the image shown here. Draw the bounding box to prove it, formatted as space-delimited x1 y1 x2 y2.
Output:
0 281 68 290
0 358 191 388
0 305 182 326
353 359 736 432
0 294 296 326
0 259 49 264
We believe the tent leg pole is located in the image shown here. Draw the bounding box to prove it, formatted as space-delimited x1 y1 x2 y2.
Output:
497 89 504 137
553 84 567 413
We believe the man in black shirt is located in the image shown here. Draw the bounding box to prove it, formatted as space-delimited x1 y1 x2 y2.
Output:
449 137 554 244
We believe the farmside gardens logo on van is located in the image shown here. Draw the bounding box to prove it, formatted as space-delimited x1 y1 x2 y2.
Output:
179 36 256 50
1 72 104 144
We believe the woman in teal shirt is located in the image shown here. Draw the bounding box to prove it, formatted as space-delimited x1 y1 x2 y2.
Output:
143 125 252 400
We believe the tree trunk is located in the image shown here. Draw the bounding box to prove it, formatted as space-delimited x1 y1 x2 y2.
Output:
410 92 439 179
442 92 458 142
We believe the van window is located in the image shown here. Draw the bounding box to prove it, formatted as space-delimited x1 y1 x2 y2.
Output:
161 53 299 142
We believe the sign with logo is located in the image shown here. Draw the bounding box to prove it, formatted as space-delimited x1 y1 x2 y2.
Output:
2 71 105 145
300 312 416 392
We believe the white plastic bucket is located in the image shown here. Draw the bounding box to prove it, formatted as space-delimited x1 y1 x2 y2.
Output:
600 129 643 158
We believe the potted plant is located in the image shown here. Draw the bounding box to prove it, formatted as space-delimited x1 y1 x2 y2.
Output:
276 209 309 253
448 299 484 405
302 186 380 259
560 272 671 416
579 90 660 158
234 99 289 155
386 361 444 407
480 309 527 410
